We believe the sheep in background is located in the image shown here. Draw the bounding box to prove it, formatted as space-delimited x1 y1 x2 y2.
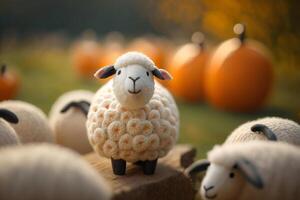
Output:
87 51 179 175
49 90 94 154
186 141 300 200
0 100 53 143
0 108 19 147
225 117 300 146
0 144 110 200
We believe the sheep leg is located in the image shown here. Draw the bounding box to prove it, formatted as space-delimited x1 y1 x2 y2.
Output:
142 159 158 175
111 158 126 175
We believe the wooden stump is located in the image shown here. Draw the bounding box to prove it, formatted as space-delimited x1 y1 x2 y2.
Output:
84 144 196 200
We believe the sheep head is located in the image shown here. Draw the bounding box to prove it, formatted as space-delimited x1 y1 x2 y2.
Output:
94 52 172 109
186 157 264 200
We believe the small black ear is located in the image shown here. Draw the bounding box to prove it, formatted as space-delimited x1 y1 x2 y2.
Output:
0 109 19 124
152 69 164 80
78 100 91 116
236 158 264 189
60 101 90 116
251 124 277 141
185 159 210 179
94 65 116 79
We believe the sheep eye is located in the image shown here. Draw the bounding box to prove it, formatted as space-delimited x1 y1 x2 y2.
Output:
117 70 121 75
229 172 235 178
146 71 150 76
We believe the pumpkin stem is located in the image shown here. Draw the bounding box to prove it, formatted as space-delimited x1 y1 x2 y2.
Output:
233 23 246 44
1 64 6 76
191 32 205 50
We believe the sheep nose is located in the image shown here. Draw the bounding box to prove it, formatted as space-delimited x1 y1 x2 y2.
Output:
129 76 140 83
203 185 214 192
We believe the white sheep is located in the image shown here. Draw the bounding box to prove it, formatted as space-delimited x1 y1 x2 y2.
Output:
0 144 110 200
186 141 300 200
87 51 179 175
49 90 94 154
0 108 20 147
225 117 300 146
0 100 54 143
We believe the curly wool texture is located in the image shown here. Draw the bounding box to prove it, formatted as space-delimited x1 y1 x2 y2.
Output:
0 101 53 143
208 141 300 200
0 144 110 200
49 90 94 154
87 81 179 162
225 117 300 146
0 119 19 147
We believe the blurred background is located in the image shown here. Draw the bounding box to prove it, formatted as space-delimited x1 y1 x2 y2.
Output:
0 0 299 158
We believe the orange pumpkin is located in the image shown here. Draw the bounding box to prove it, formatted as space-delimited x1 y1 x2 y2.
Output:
127 37 167 68
169 32 209 102
101 32 124 64
0 64 20 100
71 40 102 78
205 24 273 112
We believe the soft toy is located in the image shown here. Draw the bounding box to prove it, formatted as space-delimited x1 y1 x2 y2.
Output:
0 100 54 143
186 141 300 200
87 52 179 175
0 144 110 200
225 117 300 146
49 90 94 154
0 108 20 147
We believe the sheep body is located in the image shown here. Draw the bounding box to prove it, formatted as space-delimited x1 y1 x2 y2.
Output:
49 90 94 154
206 141 300 200
0 100 54 143
87 80 179 162
0 144 110 200
0 120 19 147
225 117 300 146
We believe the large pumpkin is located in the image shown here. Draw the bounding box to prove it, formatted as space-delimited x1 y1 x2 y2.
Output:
0 64 20 100
127 37 167 68
101 32 124 67
205 24 273 112
169 32 209 102
71 39 102 78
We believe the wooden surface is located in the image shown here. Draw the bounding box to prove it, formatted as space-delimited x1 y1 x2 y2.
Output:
84 145 196 200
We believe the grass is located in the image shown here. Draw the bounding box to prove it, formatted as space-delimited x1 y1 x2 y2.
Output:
0 42 299 160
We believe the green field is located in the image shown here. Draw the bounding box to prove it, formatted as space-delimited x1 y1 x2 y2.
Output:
1 42 299 159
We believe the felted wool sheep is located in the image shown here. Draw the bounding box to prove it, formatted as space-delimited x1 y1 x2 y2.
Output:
0 108 20 147
49 90 94 154
186 141 300 200
87 51 179 175
0 144 110 200
225 117 300 146
0 100 54 143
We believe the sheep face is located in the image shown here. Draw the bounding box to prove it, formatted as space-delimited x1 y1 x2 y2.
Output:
200 164 244 200
94 52 173 110
186 158 264 200
113 64 155 109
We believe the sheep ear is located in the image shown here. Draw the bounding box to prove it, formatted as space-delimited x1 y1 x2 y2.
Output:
236 159 264 189
60 101 90 116
78 100 91 116
152 68 173 80
94 65 116 79
0 109 19 124
185 159 210 179
251 124 277 141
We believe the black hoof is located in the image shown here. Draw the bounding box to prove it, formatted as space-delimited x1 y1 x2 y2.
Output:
111 158 126 175
143 159 158 175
